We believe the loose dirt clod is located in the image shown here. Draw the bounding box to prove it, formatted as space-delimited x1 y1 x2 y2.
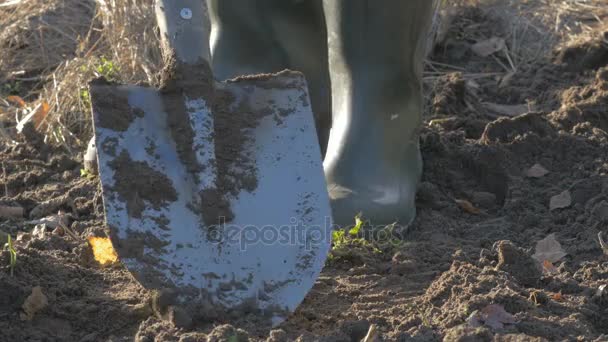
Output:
525 163 549 178
90 78 145 132
549 190 572 211
20 286 48 321
496 241 541 287
108 151 178 218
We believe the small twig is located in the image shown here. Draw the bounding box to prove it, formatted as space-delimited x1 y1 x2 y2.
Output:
363 324 380 342
58 221 81 241
598 232 608 255
1 162 7 197
503 47 518 72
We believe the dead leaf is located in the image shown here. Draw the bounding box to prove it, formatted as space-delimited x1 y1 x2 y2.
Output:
20 286 48 321
470 304 517 330
598 232 608 256
88 236 119 266
33 101 50 129
483 102 532 117
533 234 567 264
7 95 25 108
549 190 572 211
471 37 506 57
542 260 558 275
455 199 481 214
499 71 516 88
526 163 549 178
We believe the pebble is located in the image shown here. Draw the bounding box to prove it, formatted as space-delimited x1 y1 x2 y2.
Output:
20 286 48 321
495 240 541 287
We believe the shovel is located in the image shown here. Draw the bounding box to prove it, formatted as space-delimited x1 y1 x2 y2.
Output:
89 0 331 324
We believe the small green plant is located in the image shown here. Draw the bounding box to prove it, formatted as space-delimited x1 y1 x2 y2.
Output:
331 214 366 249
80 88 91 107
329 214 383 263
4 235 16 276
95 56 119 80
329 214 407 264
3 81 22 95
80 168 96 180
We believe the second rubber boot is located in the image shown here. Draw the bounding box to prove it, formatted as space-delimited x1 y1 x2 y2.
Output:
323 0 435 228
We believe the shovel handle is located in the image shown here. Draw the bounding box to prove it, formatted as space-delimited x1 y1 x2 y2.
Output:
155 0 210 64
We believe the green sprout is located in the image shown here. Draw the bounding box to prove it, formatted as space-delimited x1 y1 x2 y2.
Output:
3 80 22 95
80 168 96 180
329 214 406 264
95 56 119 80
4 235 16 276
80 88 91 107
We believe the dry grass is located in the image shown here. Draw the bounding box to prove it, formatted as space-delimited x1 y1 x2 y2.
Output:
422 0 607 116
0 0 96 80
0 0 161 150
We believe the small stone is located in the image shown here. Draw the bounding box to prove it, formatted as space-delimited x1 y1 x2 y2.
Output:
472 191 497 209
32 224 48 240
495 240 541 286
525 164 549 178
549 190 572 211
16 232 32 242
20 286 48 321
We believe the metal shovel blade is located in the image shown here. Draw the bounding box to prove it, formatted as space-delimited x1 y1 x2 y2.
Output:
89 71 332 324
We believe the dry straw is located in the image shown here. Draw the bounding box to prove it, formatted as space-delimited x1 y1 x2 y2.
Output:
1 0 161 150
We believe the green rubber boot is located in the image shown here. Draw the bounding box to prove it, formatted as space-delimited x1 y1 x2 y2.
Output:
322 0 434 228
207 0 331 154
207 0 434 228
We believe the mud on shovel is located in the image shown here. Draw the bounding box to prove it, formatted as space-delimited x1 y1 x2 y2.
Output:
88 0 331 324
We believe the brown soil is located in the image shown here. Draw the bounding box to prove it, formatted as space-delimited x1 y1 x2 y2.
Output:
158 56 278 226
159 55 213 179
108 150 178 219
1 2 608 341
90 78 145 132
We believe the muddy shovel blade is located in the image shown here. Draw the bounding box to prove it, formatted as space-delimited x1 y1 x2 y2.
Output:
89 71 332 324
